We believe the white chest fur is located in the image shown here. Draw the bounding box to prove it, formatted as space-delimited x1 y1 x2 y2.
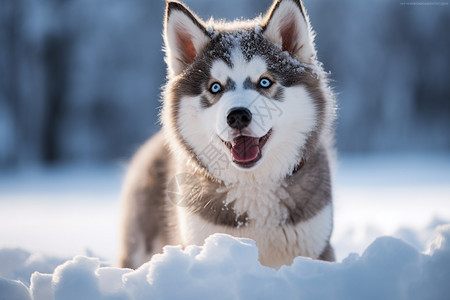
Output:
176 183 333 268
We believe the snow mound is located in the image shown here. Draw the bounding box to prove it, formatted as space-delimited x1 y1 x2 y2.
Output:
1 226 450 300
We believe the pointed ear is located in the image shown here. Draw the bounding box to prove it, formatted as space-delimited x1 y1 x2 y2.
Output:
262 0 316 64
164 1 210 77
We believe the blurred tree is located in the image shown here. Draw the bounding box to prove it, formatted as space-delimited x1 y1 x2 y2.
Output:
0 0 22 167
42 34 71 163
0 0 449 168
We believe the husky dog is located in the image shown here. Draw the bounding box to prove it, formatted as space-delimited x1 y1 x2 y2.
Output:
120 0 337 269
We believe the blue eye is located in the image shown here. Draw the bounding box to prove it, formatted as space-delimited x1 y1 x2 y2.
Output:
210 82 222 94
259 78 272 88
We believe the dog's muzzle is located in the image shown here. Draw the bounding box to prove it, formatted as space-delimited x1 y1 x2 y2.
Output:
226 107 252 130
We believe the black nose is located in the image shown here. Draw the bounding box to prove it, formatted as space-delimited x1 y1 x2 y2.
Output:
227 107 252 130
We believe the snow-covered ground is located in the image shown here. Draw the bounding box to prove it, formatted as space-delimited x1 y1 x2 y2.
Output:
333 153 450 259
0 164 123 262
0 153 449 299
2 227 450 299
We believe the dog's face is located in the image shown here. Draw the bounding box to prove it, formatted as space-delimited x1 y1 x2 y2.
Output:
162 0 334 184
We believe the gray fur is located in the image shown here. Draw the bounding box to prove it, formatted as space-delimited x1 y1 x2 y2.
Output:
120 134 334 268
119 132 173 268
120 0 337 269
282 146 332 224
318 242 336 262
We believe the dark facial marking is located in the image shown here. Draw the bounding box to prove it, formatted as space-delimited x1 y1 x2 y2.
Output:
224 78 236 92
243 76 284 101
273 86 284 101
200 77 237 108
243 77 255 90
200 95 211 108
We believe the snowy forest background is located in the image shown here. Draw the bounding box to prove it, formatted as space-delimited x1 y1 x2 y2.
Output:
1 0 449 168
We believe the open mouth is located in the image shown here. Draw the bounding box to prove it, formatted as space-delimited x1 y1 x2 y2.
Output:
222 129 272 168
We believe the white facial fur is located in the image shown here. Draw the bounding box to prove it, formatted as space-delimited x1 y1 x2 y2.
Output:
212 51 274 140
176 47 318 185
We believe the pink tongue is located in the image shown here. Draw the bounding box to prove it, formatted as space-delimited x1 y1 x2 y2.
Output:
231 136 259 163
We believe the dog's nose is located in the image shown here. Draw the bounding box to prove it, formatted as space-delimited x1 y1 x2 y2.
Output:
227 107 252 130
